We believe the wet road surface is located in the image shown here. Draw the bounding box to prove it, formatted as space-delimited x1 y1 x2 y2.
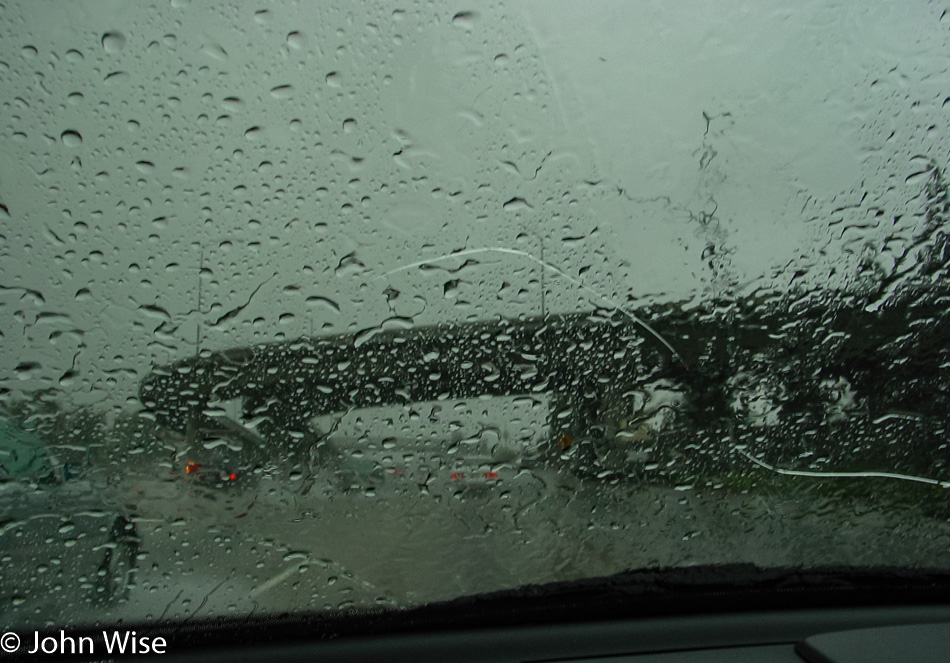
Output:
70 463 950 626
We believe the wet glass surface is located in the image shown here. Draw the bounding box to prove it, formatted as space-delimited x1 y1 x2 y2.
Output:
1 0 949 630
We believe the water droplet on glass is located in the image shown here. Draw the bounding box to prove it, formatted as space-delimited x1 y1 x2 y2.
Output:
270 85 293 99
451 11 478 30
135 161 155 173
61 130 83 147
286 31 303 50
305 296 340 314
222 96 244 112
244 126 262 140
503 197 532 211
103 70 129 85
201 43 228 61
101 31 127 53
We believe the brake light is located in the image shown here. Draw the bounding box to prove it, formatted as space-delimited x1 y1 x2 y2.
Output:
229 473 237 481
185 461 201 474
451 472 465 480
484 471 498 479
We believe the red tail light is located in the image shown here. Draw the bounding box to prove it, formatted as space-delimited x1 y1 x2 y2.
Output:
185 461 201 474
556 433 573 449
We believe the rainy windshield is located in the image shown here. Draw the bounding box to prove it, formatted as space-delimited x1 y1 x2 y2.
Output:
2 0 949 634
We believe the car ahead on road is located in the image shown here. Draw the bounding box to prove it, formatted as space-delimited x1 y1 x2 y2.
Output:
328 438 540 499
161 414 267 491
0 410 140 620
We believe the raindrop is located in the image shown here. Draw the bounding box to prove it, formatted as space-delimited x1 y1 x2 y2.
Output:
503 197 532 211
286 31 303 50
65 49 84 63
905 167 934 186
36 312 71 325
244 126 262 140
135 161 155 173
482 362 501 382
222 96 244 112
325 72 341 88
343 118 357 133
15 361 41 377
21 45 37 58
201 43 228 61
451 11 478 30
443 280 459 299
101 31 127 53
270 85 293 99
138 305 171 326
103 71 130 85
67 92 84 104
354 327 380 348
60 130 83 147
305 296 340 314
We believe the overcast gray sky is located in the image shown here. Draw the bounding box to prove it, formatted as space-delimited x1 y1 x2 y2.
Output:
1 0 947 412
